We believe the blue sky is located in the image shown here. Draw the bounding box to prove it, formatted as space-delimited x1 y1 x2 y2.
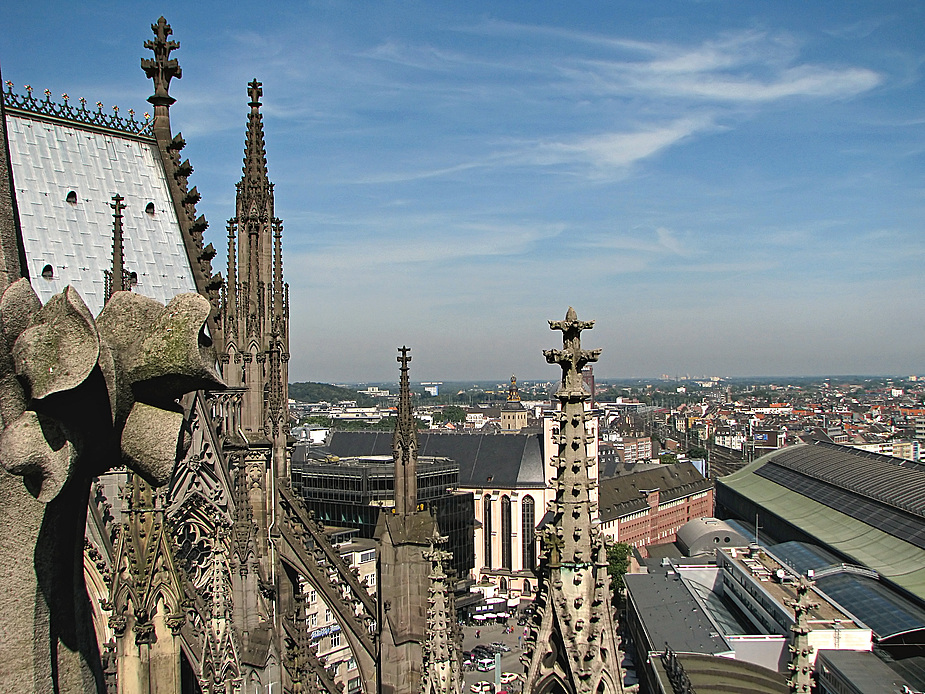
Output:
2 2 924 382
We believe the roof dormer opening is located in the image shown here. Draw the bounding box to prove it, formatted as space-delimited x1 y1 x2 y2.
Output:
145 202 155 216
41 264 54 280
65 190 77 205
127 271 138 288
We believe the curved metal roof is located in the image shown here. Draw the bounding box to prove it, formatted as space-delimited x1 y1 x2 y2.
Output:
718 445 925 606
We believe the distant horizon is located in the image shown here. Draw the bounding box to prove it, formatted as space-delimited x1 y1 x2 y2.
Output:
295 373 924 388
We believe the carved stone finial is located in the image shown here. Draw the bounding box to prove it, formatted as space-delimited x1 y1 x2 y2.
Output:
241 80 269 188
142 17 181 107
248 79 263 108
544 306 600 397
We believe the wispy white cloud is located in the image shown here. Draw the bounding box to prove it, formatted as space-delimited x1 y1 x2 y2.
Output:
291 218 566 278
360 41 472 71
526 116 713 170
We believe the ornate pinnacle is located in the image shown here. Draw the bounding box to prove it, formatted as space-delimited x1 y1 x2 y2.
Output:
544 307 601 397
108 194 126 299
142 17 181 107
393 346 419 516
242 79 269 187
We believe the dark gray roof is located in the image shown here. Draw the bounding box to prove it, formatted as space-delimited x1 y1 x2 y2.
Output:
760 440 925 516
598 463 713 522
327 431 546 489
752 441 925 550
625 572 733 656
816 649 913 693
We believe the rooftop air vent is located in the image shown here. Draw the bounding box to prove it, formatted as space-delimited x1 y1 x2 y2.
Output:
65 190 77 205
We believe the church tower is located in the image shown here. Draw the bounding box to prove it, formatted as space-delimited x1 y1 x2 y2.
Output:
376 347 452 694
500 375 528 432
522 308 623 694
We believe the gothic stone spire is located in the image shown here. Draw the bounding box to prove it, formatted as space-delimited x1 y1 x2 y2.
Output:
522 307 624 694
242 79 270 193
393 346 419 517
221 80 289 447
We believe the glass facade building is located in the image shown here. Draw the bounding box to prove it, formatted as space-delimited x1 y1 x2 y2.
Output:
291 446 475 578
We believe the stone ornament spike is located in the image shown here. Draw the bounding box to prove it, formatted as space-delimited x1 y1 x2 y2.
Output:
393 345 419 517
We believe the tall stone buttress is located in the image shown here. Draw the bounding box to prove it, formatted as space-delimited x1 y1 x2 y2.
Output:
522 308 624 694
376 347 455 694
220 79 291 644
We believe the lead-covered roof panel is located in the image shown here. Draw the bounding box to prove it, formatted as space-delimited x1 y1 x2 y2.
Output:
5 112 197 314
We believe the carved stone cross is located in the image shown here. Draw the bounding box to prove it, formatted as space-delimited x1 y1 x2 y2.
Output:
544 307 600 395
142 17 181 105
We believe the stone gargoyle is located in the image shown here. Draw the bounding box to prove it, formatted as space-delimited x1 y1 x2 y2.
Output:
0 279 223 693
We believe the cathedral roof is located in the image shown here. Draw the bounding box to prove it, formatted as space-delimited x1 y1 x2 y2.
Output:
3 106 197 313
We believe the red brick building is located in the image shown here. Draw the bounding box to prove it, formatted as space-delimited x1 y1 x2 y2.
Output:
598 463 714 556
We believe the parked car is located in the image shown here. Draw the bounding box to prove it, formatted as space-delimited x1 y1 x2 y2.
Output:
500 673 520 685
470 682 493 693
490 642 511 653
472 646 494 658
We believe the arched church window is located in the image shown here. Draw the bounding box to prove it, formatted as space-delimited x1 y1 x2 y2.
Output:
483 494 492 568
522 495 536 572
501 495 512 570
175 522 213 597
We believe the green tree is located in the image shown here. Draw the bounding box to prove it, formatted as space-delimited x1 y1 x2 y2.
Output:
687 446 708 460
660 452 679 465
441 405 467 424
606 542 631 606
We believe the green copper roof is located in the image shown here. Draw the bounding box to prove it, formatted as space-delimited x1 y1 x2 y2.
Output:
718 448 925 605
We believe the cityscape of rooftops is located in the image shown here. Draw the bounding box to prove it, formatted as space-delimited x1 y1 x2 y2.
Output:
3 1 923 383
5 6 925 693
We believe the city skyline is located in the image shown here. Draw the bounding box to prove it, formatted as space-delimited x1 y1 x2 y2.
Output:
2 1 924 382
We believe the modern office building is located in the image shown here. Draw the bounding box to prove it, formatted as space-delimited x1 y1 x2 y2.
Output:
290 443 475 579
